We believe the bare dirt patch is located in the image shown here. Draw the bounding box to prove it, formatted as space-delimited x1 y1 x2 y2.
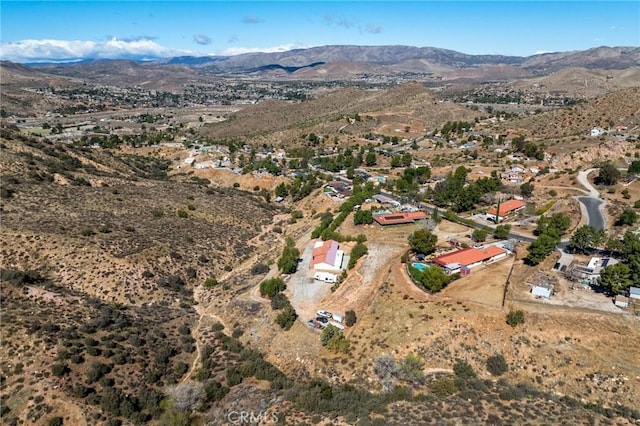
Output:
439 255 514 308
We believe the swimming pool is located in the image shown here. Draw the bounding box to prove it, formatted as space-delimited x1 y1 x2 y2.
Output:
412 262 428 271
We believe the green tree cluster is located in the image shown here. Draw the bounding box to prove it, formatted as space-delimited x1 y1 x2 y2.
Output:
408 229 437 255
616 209 638 227
596 162 621 186
597 232 640 294
568 225 606 253
526 213 571 265
353 209 373 225
493 224 512 240
320 325 350 353
348 242 368 269
430 167 501 212
259 277 286 298
277 237 300 274
506 310 525 327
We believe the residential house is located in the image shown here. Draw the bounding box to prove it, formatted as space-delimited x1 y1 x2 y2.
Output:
485 199 526 223
431 246 508 274
373 211 428 226
310 240 345 272
566 257 618 284
373 193 400 208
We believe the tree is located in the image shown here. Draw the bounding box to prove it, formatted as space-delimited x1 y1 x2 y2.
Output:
275 304 298 330
486 354 508 376
453 359 477 381
568 225 605 253
493 224 511 240
628 160 640 174
275 183 288 198
535 213 571 237
597 263 632 295
353 209 373 225
365 152 377 166
616 209 638 227
277 237 300 274
519 182 534 198
419 267 452 292
408 229 437 255
525 233 559 265
345 310 357 326
259 278 286 298
320 325 350 353
506 310 525 327
596 162 621 186
472 228 488 242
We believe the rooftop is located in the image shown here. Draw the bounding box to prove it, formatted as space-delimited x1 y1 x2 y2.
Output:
312 240 339 266
487 199 526 217
432 246 507 268
373 211 428 226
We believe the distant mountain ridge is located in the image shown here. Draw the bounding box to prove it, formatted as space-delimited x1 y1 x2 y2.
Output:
24 45 639 77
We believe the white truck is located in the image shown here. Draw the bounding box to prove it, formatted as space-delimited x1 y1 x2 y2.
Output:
331 313 344 323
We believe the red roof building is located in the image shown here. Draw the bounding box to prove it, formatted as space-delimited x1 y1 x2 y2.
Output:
310 240 344 271
431 246 508 274
486 199 526 222
373 211 428 226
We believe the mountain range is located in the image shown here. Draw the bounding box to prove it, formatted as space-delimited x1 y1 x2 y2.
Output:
26 45 640 80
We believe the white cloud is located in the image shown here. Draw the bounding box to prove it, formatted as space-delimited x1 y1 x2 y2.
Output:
0 38 191 62
193 34 212 45
217 43 313 56
534 50 554 55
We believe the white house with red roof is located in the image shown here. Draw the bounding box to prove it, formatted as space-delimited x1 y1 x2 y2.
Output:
485 199 526 223
431 246 508 274
310 240 345 272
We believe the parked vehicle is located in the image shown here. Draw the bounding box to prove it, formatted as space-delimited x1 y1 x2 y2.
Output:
328 321 345 330
307 319 322 329
331 313 344 323
317 310 332 318
316 316 329 324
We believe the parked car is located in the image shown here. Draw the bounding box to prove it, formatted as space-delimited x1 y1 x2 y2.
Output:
316 316 329 324
317 310 332 318
307 319 321 329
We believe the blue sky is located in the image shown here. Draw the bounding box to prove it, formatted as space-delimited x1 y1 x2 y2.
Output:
1 1 638 62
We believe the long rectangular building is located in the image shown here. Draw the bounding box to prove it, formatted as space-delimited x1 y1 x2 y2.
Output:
373 211 428 226
431 246 508 274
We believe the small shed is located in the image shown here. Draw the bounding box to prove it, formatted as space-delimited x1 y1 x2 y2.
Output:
532 284 553 298
614 295 631 308
629 287 640 300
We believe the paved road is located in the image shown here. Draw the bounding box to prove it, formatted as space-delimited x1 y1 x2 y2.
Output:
577 196 605 231
576 168 606 231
